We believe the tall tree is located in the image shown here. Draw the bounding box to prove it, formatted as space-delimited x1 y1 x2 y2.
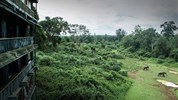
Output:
133 25 143 34
39 17 69 46
160 21 178 38
153 37 171 57
115 28 127 41
69 24 90 43
36 26 47 49
141 28 159 52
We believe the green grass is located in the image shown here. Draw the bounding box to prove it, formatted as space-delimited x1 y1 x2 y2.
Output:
122 57 178 100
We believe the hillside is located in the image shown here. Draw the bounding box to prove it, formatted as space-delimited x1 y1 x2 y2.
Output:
36 42 132 100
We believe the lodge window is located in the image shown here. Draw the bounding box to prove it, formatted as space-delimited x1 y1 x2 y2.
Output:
0 59 22 89
21 55 29 67
0 66 9 89
18 88 26 100
8 59 21 79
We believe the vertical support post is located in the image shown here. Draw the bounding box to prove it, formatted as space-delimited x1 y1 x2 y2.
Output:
0 19 9 86
17 59 21 72
0 19 7 38
16 24 19 37
25 55 28 64
26 25 30 36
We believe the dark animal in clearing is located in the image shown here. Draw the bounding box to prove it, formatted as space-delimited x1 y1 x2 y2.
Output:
158 72 167 77
143 66 149 70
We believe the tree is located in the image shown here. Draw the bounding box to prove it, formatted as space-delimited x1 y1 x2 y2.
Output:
69 24 90 43
39 17 69 46
121 34 139 52
115 28 127 41
160 21 178 38
140 28 159 52
69 24 90 36
36 26 47 49
153 37 171 57
133 25 143 34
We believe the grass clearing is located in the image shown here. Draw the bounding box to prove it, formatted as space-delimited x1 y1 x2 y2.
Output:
122 57 178 100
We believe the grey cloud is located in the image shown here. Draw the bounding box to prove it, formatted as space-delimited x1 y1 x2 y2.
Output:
38 0 178 35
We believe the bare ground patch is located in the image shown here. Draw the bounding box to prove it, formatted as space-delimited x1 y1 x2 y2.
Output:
163 86 178 100
157 80 178 100
128 72 137 79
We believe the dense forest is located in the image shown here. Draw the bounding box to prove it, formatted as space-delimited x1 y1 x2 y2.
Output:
36 17 178 100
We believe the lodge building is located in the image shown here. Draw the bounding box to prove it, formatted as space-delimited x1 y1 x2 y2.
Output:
0 0 38 99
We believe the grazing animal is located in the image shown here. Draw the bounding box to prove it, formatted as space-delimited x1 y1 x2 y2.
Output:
158 72 167 77
143 66 149 70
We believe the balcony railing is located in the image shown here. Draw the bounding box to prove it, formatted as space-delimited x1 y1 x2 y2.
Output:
0 44 37 69
0 60 34 100
0 37 34 54
7 0 34 17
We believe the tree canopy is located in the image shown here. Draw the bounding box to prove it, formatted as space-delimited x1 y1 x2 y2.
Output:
160 21 178 38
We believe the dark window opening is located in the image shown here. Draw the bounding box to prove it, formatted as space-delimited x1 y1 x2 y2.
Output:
0 66 9 89
21 55 28 67
19 24 27 37
17 88 26 100
30 51 34 61
8 60 21 79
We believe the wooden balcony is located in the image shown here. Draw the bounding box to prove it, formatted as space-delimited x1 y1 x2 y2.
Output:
0 60 35 100
0 44 37 69
0 37 34 54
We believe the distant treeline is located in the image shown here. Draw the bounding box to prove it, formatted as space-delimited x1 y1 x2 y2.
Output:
36 16 178 61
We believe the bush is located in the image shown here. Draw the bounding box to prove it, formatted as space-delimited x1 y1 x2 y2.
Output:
157 59 164 64
119 70 128 77
158 55 166 59
165 58 176 63
102 61 122 72
107 53 125 59
139 57 145 61
39 55 56 66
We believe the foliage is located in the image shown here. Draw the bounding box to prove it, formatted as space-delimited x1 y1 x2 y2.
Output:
119 21 178 61
39 17 69 46
36 43 132 100
160 21 178 38
35 19 178 100
116 28 127 41
36 26 47 49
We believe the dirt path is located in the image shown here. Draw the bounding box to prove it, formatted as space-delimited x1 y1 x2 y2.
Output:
163 86 178 100
128 72 137 79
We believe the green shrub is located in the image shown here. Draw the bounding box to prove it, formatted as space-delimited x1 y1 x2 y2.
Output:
165 58 176 63
139 57 145 61
39 55 56 66
102 61 122 72
157 59 164 64
119 70 128 77
37 51 45 56
107 53 125 59
158 55 166 59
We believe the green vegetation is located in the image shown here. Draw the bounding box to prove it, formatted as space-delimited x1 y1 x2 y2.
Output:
36 17 178 100
36 43 132 100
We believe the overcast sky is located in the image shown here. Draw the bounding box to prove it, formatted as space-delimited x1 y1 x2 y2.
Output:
38 0 178 35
